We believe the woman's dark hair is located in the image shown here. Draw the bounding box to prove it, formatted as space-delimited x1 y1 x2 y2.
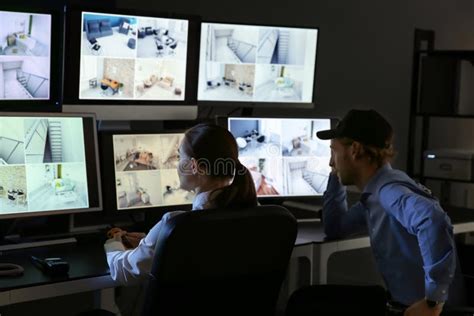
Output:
182 123 257 209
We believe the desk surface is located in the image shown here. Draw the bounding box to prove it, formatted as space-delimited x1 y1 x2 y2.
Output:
1 208 473 292
0 237 109 292
295 207 474 247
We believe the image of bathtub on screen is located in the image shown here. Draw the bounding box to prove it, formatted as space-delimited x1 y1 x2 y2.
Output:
228 118 281 157
24 118 86 164
116 171 162 210
254 65 306 102
161 169 194 206
26 163 89 212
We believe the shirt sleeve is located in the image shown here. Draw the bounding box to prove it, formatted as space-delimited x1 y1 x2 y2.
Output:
322 173 368 239
379 183 456 302
104 211 184 285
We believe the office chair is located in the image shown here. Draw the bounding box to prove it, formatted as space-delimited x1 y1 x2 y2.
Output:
286 284 388 315
285 280 474 315
167 41 177 56
141 205 297 316
88 38 102 55
155 39 164 56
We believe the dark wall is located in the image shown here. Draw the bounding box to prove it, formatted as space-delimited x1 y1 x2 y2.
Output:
115 0 474 170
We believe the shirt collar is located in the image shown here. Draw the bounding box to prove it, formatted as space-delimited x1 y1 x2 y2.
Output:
192 190 213 210
362 163 392 196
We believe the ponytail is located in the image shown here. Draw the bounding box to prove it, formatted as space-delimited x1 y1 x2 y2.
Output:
183 123 258 209
212 161 257 209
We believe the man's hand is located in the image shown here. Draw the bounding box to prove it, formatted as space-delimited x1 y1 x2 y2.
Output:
404 299 442 316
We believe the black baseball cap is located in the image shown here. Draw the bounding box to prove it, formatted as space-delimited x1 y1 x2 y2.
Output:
317 109 393 148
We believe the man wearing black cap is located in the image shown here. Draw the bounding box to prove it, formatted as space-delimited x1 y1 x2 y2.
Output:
317 109 459 316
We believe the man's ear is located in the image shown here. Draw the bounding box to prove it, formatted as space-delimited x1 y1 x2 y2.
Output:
350 142 364 160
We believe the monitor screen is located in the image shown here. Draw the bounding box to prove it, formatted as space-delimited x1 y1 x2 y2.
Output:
0 10 53 101
198 23 318 104
0 113 102 219
112 133 194 210
78 11 189 102
228 117 331 197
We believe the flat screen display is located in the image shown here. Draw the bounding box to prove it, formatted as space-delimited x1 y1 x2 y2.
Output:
199 23 318 103
112 133 194 210
0 114 102 218
228 117 331 197
79 11 189 101
0 10 52 100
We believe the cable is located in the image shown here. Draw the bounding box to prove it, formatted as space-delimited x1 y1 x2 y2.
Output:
0 263 24 277
206 106 214 119
226 106 242 117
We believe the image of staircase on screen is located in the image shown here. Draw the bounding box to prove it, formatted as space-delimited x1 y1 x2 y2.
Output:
24 118 86 164
198 22 318 103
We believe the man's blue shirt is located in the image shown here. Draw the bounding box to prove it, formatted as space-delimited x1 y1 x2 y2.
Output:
323 164 455 305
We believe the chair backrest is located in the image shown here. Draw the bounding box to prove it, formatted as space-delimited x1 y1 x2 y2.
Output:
142 205 297 316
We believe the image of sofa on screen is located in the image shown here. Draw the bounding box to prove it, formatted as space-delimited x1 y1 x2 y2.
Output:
82 14 137 58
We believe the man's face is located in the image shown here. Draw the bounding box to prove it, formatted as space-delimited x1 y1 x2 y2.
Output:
330 138 356 185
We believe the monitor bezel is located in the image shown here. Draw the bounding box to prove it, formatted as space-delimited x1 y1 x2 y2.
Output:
0 6 63 112
226 115 337 202
62 5 201 107
0 111 103 220
197 19 320 108
100 128 193 216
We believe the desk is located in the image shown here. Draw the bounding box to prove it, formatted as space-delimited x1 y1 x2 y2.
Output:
290 209 474 290
0 237 118 313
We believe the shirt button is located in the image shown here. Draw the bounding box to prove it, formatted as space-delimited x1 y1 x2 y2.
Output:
442 290 446 294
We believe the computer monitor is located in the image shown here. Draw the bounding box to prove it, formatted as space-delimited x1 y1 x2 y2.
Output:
0 112 102 219
198 22 318 107
0 7 62 111
62 7 200 120
228 117 331 198
111 133 194 211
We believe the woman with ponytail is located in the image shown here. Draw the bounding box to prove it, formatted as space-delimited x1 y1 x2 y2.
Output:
104 123 257 285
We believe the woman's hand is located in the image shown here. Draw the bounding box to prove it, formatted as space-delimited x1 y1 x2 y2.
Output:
122 232 146 249
107 227 125 240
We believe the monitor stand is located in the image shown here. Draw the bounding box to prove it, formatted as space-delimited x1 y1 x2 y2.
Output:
0 236 77 251
0 215 103 251
63 104 198 121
